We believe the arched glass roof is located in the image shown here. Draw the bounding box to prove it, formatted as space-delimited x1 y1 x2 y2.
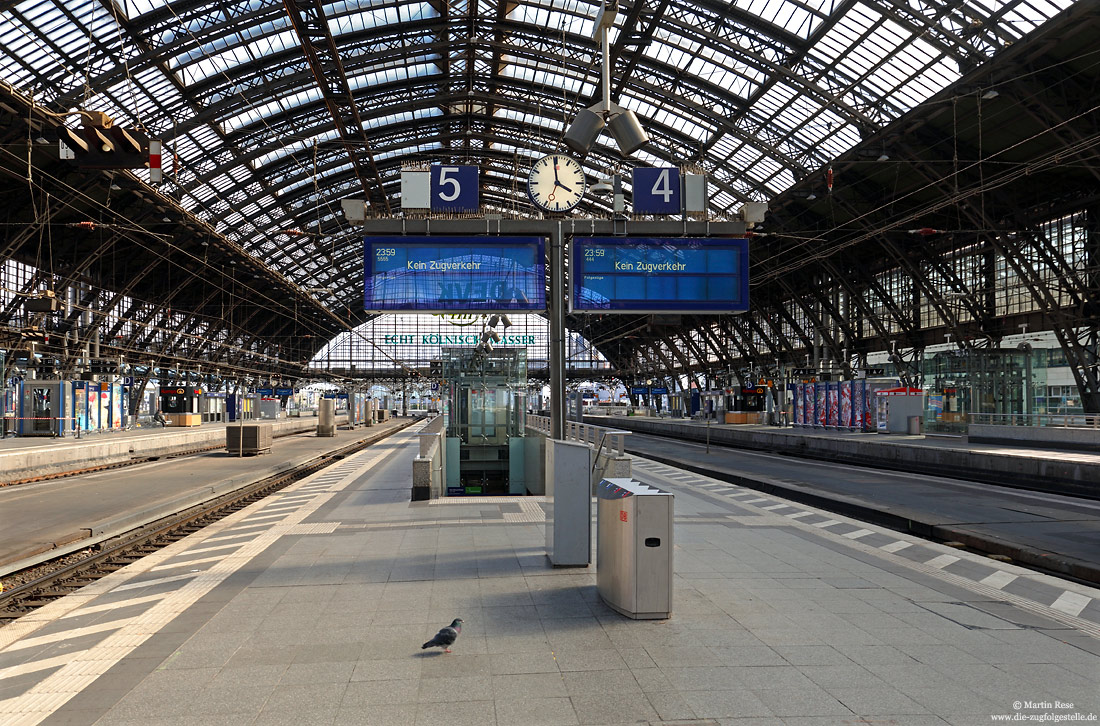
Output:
0 0 1076 300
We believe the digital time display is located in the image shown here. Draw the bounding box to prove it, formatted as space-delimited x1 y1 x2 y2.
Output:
364 236 547 312
571 237 749 313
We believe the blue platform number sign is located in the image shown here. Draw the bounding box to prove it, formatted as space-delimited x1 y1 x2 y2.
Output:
431 165 478 212
632 167 681 215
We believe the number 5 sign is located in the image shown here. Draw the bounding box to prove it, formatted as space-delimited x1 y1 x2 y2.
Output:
431 165 479 212
632 167 681 214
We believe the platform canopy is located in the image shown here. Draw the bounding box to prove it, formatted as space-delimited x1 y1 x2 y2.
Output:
0 0 1097 403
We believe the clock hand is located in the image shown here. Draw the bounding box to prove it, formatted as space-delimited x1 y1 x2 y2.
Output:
554 180 573 192
552 157 560 183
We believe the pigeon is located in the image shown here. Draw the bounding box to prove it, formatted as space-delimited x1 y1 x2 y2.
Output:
421 618 463 653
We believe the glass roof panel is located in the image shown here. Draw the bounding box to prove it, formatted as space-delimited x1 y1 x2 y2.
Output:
0 0 1079 287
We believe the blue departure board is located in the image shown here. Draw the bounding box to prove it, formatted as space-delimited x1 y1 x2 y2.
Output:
364 236 546 312
571 237 749 313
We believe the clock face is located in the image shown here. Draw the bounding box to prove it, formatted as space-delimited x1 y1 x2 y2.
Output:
527 154 586 213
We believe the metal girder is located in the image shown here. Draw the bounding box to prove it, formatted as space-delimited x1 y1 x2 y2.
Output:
282 0 391 213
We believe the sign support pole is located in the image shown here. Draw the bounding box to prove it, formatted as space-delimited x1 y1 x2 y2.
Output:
550 221 565 441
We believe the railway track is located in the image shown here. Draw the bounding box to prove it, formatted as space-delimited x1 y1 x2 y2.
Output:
0 421 414 625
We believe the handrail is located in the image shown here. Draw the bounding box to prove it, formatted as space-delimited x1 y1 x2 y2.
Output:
527 414 631 457
968 412 1100 429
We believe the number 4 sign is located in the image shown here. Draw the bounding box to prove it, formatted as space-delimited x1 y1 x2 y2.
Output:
632 167 681 214
430 165 479 212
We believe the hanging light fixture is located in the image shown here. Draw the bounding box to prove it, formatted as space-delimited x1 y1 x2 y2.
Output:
563 2 649 157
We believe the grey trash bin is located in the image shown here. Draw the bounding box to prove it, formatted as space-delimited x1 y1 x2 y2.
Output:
317 398 336 437
907 415 921 435
597 478 673 619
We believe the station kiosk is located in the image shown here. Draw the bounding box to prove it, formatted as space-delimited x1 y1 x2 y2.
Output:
160 385 203 426
874 387 925 433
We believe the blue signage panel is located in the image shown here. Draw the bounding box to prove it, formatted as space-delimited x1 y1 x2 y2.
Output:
430 165 479 212
256 388 274 396
275 387 294 396
364 236 547 312
631 386 649 395
632 167 681 214
571 237 749 313
651 387 669 395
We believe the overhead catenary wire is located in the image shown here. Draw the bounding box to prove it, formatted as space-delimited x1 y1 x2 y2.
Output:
1 140 432 381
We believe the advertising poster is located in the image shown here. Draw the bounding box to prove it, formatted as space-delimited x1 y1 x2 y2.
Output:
804 384 813 426
827 382 839 427
853 381 865 430
111 384 123 429
100 389 111 430
815 383 826 427
840 381 852 428
793 384 804 425
86 387 99 430
928 395 944 421
72 383 86 431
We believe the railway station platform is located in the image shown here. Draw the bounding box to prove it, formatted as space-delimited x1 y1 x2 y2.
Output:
0 417 405 574
585 414 1100 499
0 415 354 486
1 418 1098 725
587 414 1100 585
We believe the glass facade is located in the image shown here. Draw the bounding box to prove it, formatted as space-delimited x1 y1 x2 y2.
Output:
310 313 610 377
922 349 1048 434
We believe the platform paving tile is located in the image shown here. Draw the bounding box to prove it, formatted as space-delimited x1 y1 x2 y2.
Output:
493 696 578 726
333 703 418 726
572 690 661 724
679 687 775 719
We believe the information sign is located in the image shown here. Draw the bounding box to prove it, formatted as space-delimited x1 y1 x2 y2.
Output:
571 237 748 313
256 388 274 396
274 387 294 396
651 387 669 395
430 165 479 212
632 167 681 214
365 236 547 312
630 386 649 395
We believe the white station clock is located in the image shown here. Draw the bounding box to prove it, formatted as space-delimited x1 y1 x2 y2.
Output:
527 154 586 213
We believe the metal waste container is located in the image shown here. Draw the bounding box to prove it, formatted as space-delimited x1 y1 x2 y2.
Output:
317 398 336 437
907 415 921 435
597 478 673 619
